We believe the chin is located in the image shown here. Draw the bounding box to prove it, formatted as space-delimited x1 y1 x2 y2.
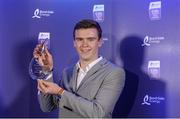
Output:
80 56 91 61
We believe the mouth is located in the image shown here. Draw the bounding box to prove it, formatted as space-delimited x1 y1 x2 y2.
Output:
80 49 91 53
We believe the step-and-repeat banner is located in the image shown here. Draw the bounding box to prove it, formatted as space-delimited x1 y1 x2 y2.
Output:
0 0 179 118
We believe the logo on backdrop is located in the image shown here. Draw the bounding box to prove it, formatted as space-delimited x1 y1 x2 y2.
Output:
32 9 41 18
149 1 162 20
93 4 104 22
142 94 165 106
142 35 164 46
142 36 150 46
148 60 160 79
38 32 50 49
142 95 151 105
32 8 54 19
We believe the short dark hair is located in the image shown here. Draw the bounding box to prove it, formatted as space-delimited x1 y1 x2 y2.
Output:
73 19 102 39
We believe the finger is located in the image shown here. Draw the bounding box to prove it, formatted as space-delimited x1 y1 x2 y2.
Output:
33 45 44 58
38 80 48 93
37 58 44 66
37 44 42 47
44 47 49 57
41 80 50 87
44 47 53 64
38 85 43 93
37 79 44 89
37 79 44 92
36 44 43 52
40 81 52 93
43 49 53 70
33 47 40 57
35 44 44 54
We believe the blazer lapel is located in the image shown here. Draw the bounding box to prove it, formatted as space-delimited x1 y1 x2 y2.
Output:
76 58 107 91
71 65 79 92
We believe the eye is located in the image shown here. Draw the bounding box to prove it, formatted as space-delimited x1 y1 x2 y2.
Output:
75 38 83 42
87 38 96 42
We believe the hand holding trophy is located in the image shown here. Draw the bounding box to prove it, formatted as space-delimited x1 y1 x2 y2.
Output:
29 32 53 80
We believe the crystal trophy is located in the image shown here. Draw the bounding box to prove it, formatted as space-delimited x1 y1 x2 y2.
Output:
29 32 51 80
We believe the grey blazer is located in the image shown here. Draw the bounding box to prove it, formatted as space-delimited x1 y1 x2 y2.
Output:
38 58 125 118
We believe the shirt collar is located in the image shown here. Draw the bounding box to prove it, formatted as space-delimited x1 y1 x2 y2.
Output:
76 56 103 72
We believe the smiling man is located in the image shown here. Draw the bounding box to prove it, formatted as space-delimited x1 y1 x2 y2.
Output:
35 19 125 118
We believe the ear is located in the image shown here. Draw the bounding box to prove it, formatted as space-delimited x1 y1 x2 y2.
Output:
73 40 76 47
98 38 103 47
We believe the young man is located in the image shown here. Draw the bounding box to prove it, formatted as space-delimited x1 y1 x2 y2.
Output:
35 19 125 118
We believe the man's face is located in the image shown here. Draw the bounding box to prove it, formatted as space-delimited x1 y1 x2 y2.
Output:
74 28 102 62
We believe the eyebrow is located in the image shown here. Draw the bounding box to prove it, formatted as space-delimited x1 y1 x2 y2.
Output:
75 36 97 39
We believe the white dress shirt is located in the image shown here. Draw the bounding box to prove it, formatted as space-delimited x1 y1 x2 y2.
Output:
76 57 103 89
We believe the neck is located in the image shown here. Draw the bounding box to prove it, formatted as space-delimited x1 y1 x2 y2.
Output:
79 57 98 70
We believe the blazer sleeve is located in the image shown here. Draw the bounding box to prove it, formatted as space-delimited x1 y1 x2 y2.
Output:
59 67 125 118
37 75 60 112
37 67 72 112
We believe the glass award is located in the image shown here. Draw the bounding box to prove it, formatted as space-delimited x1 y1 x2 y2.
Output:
29 32 51 80
29 44 51 80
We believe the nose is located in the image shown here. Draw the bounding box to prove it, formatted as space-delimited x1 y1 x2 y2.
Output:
82 39 88 47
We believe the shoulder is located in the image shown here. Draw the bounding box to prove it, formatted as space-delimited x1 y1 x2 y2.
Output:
62 64 76 74
101 58 125 74
99 59 125 86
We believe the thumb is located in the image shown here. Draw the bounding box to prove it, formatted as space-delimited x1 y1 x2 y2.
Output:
44 46 49 55
41 80 50 87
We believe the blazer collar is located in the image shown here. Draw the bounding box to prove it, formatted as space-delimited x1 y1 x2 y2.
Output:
75 58 108 91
